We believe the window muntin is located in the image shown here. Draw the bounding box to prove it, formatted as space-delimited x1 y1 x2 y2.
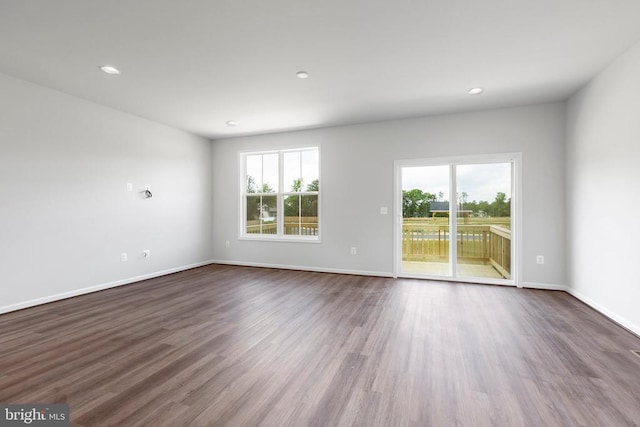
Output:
246 194 277 235
242 147 320 240
246 153 278 193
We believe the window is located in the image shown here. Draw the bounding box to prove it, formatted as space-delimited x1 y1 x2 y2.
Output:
241 147 320 240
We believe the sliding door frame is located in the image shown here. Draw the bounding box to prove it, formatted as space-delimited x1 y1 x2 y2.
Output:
393 153 522 287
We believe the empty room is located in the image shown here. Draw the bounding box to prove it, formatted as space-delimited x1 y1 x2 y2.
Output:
1 1 640 426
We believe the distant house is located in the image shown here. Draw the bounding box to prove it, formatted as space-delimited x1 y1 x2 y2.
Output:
260 205 276 222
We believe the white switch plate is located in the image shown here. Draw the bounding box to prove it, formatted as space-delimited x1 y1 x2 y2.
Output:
380 207 388 215
350 247 357 255
225 241 230 248
121 253 128 262
536 255 544 265
126 183 133 192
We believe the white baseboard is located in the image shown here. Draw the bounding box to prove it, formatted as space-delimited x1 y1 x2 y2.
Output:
520 281 568 291
0 260 216 315
210 260 393 278
5 260 638 339
565 288 640 337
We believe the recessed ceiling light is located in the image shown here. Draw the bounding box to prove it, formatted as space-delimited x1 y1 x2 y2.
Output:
468 87 484 95
226 120 238 127
100 65 121 75
296 71 309 79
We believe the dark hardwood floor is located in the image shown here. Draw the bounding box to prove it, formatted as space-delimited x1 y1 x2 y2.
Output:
1 264 639 426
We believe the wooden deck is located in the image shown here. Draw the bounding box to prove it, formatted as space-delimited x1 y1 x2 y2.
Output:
403 219 512 279
402 260 503 278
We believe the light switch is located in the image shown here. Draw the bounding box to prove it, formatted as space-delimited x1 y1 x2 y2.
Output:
380 207 388 215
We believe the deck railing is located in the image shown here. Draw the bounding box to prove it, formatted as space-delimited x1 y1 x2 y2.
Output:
246 217 318 236
402 222 511 278
245 217 510 278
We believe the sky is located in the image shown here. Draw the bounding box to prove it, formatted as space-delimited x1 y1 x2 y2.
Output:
246 148 319 192
402 163 512 202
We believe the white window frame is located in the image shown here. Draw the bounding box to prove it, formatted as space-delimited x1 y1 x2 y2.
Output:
240 146 321 242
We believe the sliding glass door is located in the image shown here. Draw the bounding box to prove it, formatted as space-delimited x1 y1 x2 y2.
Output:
401 165 452 276
397 155 518 285
456 163 512 280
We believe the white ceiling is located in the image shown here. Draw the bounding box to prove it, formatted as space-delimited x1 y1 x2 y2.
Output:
1 0 640 139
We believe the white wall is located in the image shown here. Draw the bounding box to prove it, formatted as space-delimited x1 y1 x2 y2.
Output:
566 40 640 335
212 103 566 286
0 73 213 313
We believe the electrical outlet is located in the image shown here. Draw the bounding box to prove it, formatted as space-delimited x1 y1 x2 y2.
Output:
126 183 133 192
350 247 357 255
121 253 128 262
225 241 230 248
143 250 151 258
536 255 544 265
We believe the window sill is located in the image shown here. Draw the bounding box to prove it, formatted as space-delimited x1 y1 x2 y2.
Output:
239 235 321 244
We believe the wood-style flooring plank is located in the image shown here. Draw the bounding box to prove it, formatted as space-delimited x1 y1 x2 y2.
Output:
1 264 640 426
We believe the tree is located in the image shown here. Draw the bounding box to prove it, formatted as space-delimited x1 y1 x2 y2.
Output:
403 189 436 218
284 178 319 218
490 192 510 217
289 177 319 192
246 175 257 193
301 179 319 217
466 200 479 215
477 200 490 217
459 191 469 210
306 179 319 192
284 195 298 217
246 175 274 194
291 178 303 192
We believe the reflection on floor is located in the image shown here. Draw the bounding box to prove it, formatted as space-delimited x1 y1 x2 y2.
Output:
402 261 503 278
